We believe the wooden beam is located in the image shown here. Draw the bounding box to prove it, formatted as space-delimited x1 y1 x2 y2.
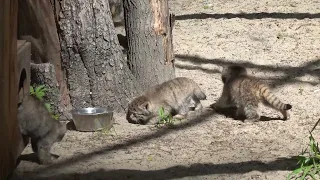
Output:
0 0 22 179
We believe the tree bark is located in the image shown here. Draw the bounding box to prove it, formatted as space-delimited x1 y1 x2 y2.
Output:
18 0 72 120
109 0 125 27
124 0 175 90
30 63 72 120
58 0 138 111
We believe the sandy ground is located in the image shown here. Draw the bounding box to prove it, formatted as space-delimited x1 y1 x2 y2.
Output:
14 0 320 179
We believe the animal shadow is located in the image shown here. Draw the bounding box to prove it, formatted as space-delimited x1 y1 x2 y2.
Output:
259 116 286 121
208 104 238 119
66 120 77 130
209 104 285 122
17 153 60 165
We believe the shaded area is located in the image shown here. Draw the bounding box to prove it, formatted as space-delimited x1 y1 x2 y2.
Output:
175 12 320 21
17 153 60 165
20 157 297 180
66 120 76 131
175 63 220 74
17 55 315 179
175 54 320 86
117 34 128 50
209 105 285 122
22 109 217 175
208 104 237 119
17 153 39 165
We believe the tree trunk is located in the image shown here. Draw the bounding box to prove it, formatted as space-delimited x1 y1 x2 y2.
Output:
18 0 72 120
124 0 175 90
58 0 138 111
30 63 72 120
109 0 125 27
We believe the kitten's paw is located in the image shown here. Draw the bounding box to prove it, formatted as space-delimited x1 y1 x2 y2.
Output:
243 118 260 123
173 114 187 120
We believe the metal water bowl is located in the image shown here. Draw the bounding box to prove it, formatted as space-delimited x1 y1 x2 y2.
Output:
70 107 114 132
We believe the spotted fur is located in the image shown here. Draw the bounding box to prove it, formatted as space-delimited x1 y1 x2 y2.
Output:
127 77 207 124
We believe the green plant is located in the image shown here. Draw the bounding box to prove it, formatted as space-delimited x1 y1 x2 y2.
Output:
30 85 60 120
51 113 60 121
287 119 320 180
155 107 176 128
30 85 49 101
98 126 117 139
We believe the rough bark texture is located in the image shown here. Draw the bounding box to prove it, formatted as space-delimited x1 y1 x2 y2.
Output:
109 0 125 26
124 0 175 90
30 63 72 120
58 0 138 112
17 0 72 120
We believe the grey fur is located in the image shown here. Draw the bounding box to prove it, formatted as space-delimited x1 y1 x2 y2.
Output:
18 95 67 164
212 65 292 122
127 77 207 125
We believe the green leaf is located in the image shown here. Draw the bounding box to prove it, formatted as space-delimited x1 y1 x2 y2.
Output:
36 95 43 101
292 167 304 175
35 85 49 95
38 91 45 97
304 158 312 165
30 86 35 94
301 165 313 180
159 107 165 118
287 167 303 180
308 170 316 180
52 114 59 120
35 84 45 91
44 103 52 113
41 88 49 93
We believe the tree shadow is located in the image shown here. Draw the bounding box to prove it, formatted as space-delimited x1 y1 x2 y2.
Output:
24 157 298 180
175 63 220 74
175 54 320 87
175 12 320 21
23 109 217 175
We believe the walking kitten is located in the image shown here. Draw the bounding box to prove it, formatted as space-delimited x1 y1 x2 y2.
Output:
18 95 67 164
127 77 207 124
211 65 292 122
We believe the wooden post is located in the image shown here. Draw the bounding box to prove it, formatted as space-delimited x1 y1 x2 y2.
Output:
0 0 23 179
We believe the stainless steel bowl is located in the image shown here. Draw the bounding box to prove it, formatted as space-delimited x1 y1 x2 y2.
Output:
70 107 114 132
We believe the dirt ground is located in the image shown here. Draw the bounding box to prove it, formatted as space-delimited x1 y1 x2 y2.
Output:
14 0 320 179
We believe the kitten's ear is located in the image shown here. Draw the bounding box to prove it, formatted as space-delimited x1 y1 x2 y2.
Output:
141 102 150 110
